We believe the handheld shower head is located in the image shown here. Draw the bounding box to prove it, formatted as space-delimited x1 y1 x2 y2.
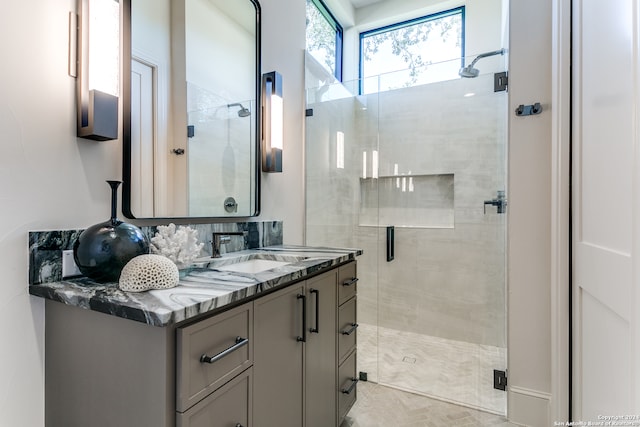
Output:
459 48 505 78
227 103 251 117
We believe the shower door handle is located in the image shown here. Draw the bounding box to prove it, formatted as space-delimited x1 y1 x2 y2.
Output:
386 226 394 262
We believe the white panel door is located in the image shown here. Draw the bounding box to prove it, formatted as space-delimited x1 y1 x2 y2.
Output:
130 59 155 217
572 0 639 418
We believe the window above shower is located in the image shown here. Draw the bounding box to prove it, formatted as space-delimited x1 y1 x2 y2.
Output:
359 7 465 95
306 0 343 81
304 0 506 100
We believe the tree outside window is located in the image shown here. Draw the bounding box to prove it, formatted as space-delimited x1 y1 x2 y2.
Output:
306 0 343 81
360 7 464 94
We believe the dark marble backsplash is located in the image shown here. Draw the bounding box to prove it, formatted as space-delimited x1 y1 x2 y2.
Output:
29 221 283 285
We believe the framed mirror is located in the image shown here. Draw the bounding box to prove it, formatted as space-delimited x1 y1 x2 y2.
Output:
122 0 261 219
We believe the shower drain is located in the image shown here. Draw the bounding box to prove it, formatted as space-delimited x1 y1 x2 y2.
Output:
402 356 417 364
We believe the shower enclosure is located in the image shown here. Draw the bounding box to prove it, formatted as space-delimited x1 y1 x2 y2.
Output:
187 83 254 216
305 56 508 415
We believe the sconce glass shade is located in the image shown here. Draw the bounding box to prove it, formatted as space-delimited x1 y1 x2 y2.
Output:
77 0 120 141
262 71 283 172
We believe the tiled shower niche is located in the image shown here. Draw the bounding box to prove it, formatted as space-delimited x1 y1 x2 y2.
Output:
359 173 454 228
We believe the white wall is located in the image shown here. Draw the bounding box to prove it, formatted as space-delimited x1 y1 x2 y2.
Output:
259 0 307 244
0 0 306 425
186 0 254 102
0 1 120 424
507 0 553 425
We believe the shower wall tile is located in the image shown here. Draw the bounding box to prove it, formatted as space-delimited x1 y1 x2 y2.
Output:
187 83 254 216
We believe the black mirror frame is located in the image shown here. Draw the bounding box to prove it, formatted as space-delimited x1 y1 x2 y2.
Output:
121 0 262 220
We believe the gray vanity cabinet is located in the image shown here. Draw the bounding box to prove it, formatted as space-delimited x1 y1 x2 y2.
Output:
43 260 357 427
253 282 306 427
254 263 355 427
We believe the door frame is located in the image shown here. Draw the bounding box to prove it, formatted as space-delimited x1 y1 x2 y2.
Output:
550 0 571 422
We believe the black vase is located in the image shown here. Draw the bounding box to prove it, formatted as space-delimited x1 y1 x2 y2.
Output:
73 180 149 283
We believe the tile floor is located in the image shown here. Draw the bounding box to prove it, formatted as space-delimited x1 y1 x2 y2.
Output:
341 381 518 427
357 323 507 414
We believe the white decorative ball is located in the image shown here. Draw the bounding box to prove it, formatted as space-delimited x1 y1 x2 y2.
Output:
119 254 179 292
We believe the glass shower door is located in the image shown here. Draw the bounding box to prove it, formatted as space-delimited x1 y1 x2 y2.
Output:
305 56 508 416
305 74 382 384
372 66 508 414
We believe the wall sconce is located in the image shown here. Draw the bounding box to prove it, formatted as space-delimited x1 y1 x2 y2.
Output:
262 71 283 172
75 0 120 141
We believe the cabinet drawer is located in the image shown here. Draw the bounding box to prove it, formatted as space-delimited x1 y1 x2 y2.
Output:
177 302 253 412
338 297 357 364
338 262 357 306
338 350 358 424
176 367 252 427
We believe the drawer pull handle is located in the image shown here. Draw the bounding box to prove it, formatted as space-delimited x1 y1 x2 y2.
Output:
297 294 307 342
341 323 359 336
200 336 248 364
342 277 358 287
341 377 359 395
310 288 319 333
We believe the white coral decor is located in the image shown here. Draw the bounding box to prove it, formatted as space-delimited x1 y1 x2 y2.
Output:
119 254 179 292
150 223 204 269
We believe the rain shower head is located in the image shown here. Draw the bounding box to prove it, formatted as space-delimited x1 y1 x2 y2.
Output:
459 66 480 78
459 48 505 78
228 102 251 117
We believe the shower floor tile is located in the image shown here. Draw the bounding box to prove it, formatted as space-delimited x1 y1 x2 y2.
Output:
357 323 507 415
341 381 516 427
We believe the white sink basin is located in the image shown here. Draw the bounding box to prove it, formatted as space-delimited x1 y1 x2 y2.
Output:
215 259 292 274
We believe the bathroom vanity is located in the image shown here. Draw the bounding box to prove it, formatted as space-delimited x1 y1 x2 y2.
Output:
30 246 360 427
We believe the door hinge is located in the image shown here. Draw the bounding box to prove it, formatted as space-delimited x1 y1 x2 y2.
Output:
493 369 507 391
494 72 508 92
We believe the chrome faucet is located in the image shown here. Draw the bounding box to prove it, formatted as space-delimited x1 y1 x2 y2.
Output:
211 231 246 258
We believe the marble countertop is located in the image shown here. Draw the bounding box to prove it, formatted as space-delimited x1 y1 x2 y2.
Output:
28 245 361 327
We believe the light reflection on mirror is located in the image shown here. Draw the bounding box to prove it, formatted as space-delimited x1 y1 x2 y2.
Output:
124 0 260 219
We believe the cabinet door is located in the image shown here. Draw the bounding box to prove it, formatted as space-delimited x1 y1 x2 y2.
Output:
253 283 305 427
305 270 338 427
176 368 252 427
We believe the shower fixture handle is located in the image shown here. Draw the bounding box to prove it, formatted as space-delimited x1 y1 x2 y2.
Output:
224 197 238 213
484 190 507 214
